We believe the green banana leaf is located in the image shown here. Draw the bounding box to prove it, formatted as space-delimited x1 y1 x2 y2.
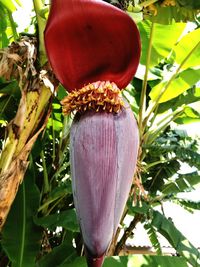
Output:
138 21 185 68
173 28 200 70
157 87 200 114
37 233 77 267
1 166 42 267
149 68 200 103
35 209 79 232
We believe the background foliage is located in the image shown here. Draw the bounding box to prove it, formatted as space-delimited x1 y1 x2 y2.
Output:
0 0 200 266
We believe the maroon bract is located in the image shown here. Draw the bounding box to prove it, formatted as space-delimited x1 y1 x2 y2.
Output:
44 0 141 91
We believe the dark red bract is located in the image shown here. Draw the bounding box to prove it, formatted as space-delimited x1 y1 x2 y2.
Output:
44 0 141 91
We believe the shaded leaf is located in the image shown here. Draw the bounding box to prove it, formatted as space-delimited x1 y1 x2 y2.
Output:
1 168 42 267
149 5 198 24
35 209 79 233
37 234 77 267
128 200 150 215
144 223 162 255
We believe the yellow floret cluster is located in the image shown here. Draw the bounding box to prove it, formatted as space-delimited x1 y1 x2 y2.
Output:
61 81 124 115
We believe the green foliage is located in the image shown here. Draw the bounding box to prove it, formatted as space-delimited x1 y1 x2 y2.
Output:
60 255 188 267
150 68 200 103
162 172 200 194
36 234 77 267
35 209 79 232
143 129 200 194
177 199 200 210
144 223 162 255
152 210 200 266
138 21 185 68
1 165 42 267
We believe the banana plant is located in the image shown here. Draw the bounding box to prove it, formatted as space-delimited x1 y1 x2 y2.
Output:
0 1 200 267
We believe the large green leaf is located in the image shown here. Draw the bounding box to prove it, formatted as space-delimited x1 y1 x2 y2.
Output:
59 255 188 267
1 167 42 267
138 21 185 67
150 68 200 103
35 209 79 233
173 28 200 70
152 210 200 266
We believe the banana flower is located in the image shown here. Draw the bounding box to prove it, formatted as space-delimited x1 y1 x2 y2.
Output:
44 1 141 266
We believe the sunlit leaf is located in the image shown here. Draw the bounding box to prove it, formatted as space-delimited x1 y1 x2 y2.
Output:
138 21 185 67
150 68 200 103
0 0 16 12
173 28 200 70
175 106 200 124
157 87 200 114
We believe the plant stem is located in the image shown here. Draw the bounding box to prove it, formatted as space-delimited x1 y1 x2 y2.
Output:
139 21 155 138
146 159 172 170
143 109 184 145
51 112 56 163
7 10 18 41
40 150 50 194
33 0 47 65
114 214 143 255
144 41 200 128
